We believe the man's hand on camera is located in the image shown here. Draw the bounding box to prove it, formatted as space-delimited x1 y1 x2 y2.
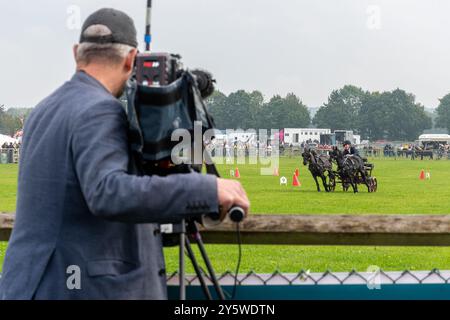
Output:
217 178 250 221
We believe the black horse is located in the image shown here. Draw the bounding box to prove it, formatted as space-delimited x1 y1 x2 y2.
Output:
415 146 434 160
329 147 370 193
302 147 335 192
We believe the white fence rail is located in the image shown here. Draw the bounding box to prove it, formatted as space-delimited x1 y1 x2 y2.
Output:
0 148 20 164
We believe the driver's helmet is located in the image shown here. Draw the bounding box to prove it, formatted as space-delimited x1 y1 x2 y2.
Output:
343 140 352 147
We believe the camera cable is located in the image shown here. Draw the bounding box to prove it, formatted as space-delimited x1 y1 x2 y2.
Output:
231 221 242 300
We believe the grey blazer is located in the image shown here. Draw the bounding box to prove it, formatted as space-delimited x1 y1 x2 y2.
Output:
0 71 218 300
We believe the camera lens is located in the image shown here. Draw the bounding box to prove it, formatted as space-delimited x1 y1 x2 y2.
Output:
229 206 245 223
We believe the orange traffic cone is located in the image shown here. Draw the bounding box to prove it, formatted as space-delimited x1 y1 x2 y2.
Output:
273 167 280 176
419 169 425 180
295 168 300 177
235 168 241 179
293 174 301 187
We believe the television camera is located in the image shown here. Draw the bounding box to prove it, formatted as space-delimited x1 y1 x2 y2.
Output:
123 0 245 300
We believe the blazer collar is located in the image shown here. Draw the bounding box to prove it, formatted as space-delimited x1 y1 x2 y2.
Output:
71 70 112 95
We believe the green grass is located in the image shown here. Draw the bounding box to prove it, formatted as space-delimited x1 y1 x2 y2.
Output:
0 243 6 272
2 158 450 273
0 164 18 213
214 157 450 214
164 245 450 273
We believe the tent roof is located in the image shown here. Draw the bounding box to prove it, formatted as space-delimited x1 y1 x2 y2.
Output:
418 134 450 141
0 134 18 145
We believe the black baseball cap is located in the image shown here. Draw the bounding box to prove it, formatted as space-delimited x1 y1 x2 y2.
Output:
79 8 138 48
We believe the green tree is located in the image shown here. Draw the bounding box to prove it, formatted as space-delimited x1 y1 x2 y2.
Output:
207 90 264 130
436 93 450 133
0 105 5 134
0 105 24 136
226 90 262 129
313 85 367 132
388 89 431 140
6 108 33 120
258 93 310 129
206 90 228 129
359 89 431 141
358 91 388 140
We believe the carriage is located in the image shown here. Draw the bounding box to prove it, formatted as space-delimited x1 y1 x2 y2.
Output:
302 147 377 193
328 157 378 193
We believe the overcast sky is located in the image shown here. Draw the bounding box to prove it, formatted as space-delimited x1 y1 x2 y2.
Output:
1 0 450 109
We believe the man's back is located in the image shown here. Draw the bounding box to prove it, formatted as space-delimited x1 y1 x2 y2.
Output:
0 72 169 299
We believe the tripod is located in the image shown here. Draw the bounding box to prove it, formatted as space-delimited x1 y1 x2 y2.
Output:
164 208 244 300
166 218 225 300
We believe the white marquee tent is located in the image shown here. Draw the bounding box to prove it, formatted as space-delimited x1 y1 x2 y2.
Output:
0 134 18 146
418 134 450 143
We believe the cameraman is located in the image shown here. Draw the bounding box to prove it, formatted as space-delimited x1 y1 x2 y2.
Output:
0 8 249 300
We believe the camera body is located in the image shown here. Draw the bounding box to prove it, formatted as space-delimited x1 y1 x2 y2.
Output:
135 52 182 86
126 1 243 231
135 52 215 99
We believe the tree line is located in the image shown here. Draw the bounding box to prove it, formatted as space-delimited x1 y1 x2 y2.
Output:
435 94 450 134
0 106 32 136
207 85 436 141
313 85 432 141
2 84 448 142
206 90 311 131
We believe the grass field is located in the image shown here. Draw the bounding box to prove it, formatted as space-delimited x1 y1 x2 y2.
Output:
2 157 450 273
0 164 17 213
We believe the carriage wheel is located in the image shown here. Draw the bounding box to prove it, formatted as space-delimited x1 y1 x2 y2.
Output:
343 182 349 192
372 177 378 192
328 175 336 192
367 177 377 192
365 177 373 193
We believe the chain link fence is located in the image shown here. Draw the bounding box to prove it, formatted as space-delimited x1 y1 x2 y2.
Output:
167 269 450 286
167 269 450 299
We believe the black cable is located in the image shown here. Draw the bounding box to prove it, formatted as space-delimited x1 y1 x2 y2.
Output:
231 222 242 300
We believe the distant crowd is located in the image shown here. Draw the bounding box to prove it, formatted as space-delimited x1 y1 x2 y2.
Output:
1 142 21 164
1 142 21 150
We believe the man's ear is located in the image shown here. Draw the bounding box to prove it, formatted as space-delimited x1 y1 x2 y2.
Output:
73 44 79 62
124 48 138 72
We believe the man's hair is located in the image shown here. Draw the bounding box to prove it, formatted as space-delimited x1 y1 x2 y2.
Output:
76 24 134 65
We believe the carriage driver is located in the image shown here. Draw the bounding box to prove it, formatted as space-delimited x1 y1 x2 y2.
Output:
343 140 374 170
342 140 360 157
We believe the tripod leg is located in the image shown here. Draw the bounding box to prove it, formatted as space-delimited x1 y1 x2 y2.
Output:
185 236 213 300
179 220 186 300
193 231 226 300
